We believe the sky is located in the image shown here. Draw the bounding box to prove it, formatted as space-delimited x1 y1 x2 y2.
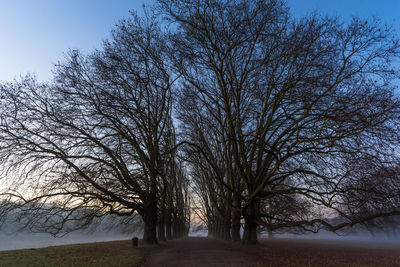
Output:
0 0 399 82
0 0 149 82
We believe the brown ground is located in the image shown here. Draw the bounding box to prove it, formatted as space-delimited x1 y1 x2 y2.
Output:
140 237 400 267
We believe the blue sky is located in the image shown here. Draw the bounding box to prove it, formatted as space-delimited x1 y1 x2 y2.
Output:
287 0 400 26
0 0 148 82
0 0 399 82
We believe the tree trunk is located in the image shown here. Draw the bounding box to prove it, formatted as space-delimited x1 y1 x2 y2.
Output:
242 200 259 245
157 192 167 242
208 221 214 237
157 215 166 242
231 209 241 242
231 194 241 242
179 219 186 238
165 211 172 240
142 200 158 245
215 216 221 238
267 227 274 239
172 214 179 238
223 207 232 240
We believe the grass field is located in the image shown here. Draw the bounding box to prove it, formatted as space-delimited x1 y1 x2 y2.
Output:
0 240 142 267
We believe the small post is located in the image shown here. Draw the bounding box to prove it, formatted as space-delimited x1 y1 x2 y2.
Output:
132 237 139 247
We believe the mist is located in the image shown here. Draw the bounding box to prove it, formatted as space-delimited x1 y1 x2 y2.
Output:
0 209 143 251
270 229 400 246
0 232 136 251
189 223 400 247
1 221 398 252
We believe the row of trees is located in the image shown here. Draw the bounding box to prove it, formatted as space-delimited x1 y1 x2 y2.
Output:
0 11 190 244
165 0 400 244
1 0 400 245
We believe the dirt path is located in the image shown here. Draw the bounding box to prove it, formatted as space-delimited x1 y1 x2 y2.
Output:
140 237 262 267
139 237 400 267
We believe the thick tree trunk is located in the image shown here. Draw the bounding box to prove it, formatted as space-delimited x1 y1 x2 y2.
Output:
157 193 167 242
142 200 158 245
242 200 259 245
215 216 221 239
231 209 241 242
157 216 166 242
243 221 258 244
228 190 241 241
223 207 232 240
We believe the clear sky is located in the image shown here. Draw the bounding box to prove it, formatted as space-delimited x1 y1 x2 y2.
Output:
286 0 400 30
0 0 399 82
0 0 149 82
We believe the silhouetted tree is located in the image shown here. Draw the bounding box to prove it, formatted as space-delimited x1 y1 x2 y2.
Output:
0 11 186 245
158 0 400 244
0 0 399 247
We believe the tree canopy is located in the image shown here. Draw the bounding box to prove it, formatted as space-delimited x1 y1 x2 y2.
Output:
0 0 400 245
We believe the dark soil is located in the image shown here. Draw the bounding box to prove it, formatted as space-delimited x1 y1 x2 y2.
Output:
140 237 261 267
140 237 400 267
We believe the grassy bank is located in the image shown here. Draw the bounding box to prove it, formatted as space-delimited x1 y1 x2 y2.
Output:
0 240 142 267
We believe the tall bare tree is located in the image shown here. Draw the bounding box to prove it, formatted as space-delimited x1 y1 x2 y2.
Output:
0 11 180 244
158 0 400 244
1 0 399 247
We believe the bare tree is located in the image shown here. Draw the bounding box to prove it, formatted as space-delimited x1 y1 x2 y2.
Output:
158 0 400 244
177 83 240 240
0 11 181 244
1 0 399 247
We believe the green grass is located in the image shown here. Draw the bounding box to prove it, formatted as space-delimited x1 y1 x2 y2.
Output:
0 240 143 267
